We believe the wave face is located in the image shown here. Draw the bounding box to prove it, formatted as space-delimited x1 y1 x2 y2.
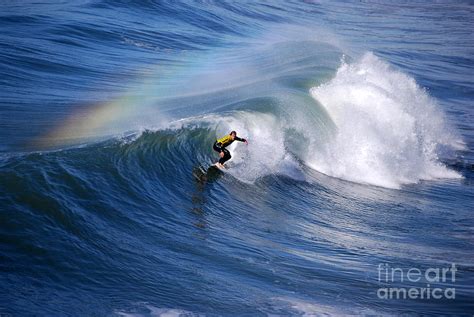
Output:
1 1 474 316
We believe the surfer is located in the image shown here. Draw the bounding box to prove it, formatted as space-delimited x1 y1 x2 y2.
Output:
213 131 248 168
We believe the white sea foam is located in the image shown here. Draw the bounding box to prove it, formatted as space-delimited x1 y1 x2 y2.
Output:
309 52 462 188
115 304 199 317
272 297 386 316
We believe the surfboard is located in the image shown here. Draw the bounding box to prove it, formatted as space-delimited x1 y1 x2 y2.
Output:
211 163 226 171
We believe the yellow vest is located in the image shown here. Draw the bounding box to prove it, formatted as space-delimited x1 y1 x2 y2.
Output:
216 135 234 148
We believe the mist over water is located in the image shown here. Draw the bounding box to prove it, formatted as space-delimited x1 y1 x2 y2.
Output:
1 1 473 316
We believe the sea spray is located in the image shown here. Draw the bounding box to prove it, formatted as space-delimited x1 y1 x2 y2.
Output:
309 52 462 188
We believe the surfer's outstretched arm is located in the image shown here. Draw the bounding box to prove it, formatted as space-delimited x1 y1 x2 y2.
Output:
235 136 248 144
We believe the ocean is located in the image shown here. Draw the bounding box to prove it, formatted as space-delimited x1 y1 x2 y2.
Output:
1 1 473 315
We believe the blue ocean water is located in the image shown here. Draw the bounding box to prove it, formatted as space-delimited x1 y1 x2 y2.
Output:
1 1 473 315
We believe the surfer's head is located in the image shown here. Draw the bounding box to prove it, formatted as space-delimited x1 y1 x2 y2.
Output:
230 131 237 139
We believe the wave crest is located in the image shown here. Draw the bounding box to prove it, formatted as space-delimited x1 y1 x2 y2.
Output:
309 52 463 188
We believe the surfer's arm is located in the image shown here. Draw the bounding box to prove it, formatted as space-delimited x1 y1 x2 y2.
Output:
235 137 248 144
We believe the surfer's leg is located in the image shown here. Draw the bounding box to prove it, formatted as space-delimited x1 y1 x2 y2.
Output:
218 155 225 164
214 142 226 164
219 149 231 164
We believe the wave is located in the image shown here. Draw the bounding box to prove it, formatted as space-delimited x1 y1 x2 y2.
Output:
16 47 463 190
309 53 464 188
138 52 464 189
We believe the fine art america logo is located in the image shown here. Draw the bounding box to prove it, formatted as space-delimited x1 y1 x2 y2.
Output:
377 263 457 300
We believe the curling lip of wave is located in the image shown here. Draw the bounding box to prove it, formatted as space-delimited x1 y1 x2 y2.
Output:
309 52 463 188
